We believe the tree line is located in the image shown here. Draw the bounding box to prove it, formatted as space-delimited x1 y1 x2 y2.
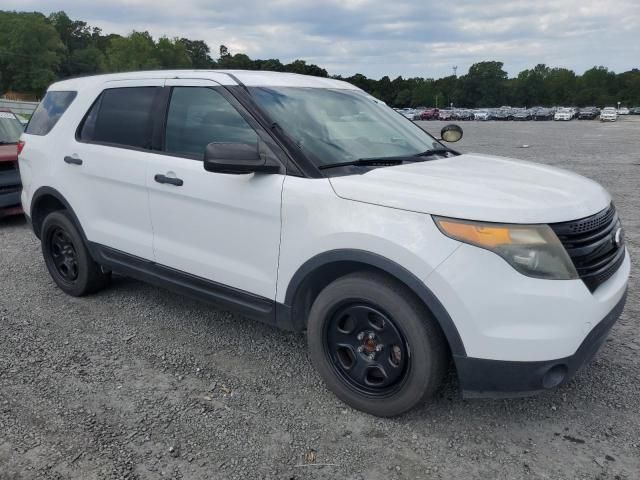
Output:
1 10 639 107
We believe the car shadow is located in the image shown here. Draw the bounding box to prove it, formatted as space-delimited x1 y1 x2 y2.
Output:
0 214 27 227
97 272 614 426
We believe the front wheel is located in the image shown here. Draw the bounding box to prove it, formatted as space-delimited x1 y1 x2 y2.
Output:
307 272 448 417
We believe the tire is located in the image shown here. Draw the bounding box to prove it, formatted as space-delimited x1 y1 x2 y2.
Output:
307 272 447 417
41 210 110 296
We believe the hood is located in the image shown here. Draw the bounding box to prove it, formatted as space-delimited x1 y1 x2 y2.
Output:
329 153 610 224
0 144 18 162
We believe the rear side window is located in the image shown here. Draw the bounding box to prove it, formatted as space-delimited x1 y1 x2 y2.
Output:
25 91 77 136
79 87 158 149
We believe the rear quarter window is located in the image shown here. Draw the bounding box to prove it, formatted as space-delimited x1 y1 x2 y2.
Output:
78 87 158 149
25 91 77 136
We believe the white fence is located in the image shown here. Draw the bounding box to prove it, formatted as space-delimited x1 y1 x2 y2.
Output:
0 99 39 116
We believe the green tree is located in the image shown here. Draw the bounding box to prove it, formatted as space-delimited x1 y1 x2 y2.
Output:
545 68 578 105
515 64 550 107
617 69 640 106
575 66 616 106
218 52 254 69
459 61 508 107
155 36 191 68
0 11 64 94
106 31 160 71
49 11 106 77
284 59 328 77
180 38 215 68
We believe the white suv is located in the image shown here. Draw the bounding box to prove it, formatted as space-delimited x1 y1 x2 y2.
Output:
19 71 630 416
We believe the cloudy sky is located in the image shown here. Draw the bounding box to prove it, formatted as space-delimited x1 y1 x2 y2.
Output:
7 0 640 79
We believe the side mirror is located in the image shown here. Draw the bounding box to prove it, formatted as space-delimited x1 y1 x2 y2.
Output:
440 124 463 143
204 142 280 174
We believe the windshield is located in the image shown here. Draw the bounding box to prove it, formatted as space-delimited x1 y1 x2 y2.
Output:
0 112 23 144
248 87 443 167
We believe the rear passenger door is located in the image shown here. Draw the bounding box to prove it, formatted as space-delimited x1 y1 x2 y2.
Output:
147 79 286 300
69 80 163 260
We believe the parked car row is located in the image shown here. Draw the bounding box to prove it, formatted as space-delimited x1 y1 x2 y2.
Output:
395 105 638 122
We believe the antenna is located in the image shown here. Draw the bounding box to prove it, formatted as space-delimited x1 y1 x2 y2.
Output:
453 66 458 77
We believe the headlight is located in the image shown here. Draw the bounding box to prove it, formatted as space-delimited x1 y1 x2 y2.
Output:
434 217 578 280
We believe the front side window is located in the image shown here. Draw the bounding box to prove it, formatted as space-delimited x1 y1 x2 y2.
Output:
80 87 158 149
249 87 444 168
25 91 77 136
0 112 23 144
165 87 258 158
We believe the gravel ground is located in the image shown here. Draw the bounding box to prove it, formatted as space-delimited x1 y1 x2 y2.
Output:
1 117 639 479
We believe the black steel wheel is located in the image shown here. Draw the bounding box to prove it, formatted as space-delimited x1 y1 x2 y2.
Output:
41 210 110 296
324 303 409 397
48 226 79 283
307 272 448 417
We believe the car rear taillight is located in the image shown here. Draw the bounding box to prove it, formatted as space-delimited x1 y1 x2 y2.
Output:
17 140 25 155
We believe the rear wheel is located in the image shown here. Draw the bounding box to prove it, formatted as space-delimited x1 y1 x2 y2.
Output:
307 272 447 417
41 210 110 296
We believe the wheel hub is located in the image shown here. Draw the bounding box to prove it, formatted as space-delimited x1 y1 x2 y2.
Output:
325 303 409 396
49 227 79 282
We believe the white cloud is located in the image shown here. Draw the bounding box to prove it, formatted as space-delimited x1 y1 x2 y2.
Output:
5 0 640 78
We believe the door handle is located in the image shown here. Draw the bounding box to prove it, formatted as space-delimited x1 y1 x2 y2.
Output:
154 174 184 186
64 156 83 165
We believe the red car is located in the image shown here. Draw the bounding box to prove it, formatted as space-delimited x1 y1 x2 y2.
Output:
0 109 23 218
418 108 439 120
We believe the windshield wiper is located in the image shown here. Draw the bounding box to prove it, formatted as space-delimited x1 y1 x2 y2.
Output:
319 148 451 171
319 158 407 170
413 148 452 157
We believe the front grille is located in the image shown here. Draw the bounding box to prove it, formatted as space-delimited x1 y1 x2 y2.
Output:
550 204 625 292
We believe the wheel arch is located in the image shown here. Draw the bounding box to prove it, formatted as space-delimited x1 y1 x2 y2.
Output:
30 187 87 242
282 249 466 356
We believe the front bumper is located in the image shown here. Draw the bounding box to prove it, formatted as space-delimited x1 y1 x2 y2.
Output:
456 290 627 398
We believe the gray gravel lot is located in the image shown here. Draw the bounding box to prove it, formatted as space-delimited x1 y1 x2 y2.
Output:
1 118 639 479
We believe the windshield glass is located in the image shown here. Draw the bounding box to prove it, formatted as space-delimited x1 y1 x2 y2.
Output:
0 112 23 144
248 87 443 167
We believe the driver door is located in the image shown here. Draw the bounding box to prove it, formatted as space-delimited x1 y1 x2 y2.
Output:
146 78 286 302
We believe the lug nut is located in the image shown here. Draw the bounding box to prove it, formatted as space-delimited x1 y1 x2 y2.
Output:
357 332 365 340
357 346 364 353
375 344 383 352
367 333 375 340
367 354 375 361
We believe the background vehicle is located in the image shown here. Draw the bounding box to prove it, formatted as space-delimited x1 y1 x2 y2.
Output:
630 107 640 115
19 71 630 417
492 108 512 120
513 109 532 121
578 107 599 120
419 108 439 120
617 107 630 115
554 107 573 121
398 108 417 119
0 109 24 218
600 107 618 122
14 113 30 127
473 109 490 121
437 109 453 120
452 109 473 121
534 108 554 120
